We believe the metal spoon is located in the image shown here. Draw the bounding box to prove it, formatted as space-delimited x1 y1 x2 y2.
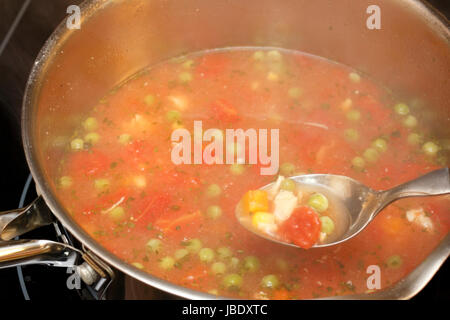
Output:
236 167 450 248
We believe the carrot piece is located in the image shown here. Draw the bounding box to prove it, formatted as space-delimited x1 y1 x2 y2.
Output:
242 190 269 213
211 99 240 122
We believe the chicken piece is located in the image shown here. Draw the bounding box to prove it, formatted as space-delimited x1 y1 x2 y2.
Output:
406 207 433 231
273 190 298 223
267 176 285 200
252 212 278 235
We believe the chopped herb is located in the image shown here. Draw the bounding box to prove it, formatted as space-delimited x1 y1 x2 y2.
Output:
93 230 105 237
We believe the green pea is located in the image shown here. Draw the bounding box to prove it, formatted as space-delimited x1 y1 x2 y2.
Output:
394 103 410 116
207 205 222 220
206 184 222 198
182 59 194 69
408 133 422 146
346 110 361 122
280 179 296 192
222 274 243 291
84 132 100 145
243 256 260 272
288 87 302 99
118 133 132 145
349 72 361 83
252 51 265 61
217 247 233 260
320 216 335 235
280 162 296 176
386 255 403 269
70 138 84 150
261 274 280 289
211 262 227 275
199 248 215 263
166 110 181 123
159 256 175 270
94 178 110 191
363 148 379 163
146 238 162 253
352 157 366 171
422 141 440 156
59 176 73 188
372 138 388 153
403 115 418 128
132 262 144 270
109 206 125 221
308 193 329 213
352 156 366 171
344 129 359 142
267 50 283 61
208 289 219 296
229 257 240 269
174 248 190 261
144 94 155 106
83 117 98 132
230 164 245 175
183 238 202 253
179 72 192 83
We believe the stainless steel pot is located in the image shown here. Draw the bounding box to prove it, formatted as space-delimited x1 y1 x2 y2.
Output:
0 0 449 299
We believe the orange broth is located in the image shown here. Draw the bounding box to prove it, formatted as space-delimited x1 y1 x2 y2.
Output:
55 48 449 299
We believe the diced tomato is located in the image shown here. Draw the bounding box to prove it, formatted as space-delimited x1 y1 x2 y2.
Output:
66 150 109 178
211 99 240 122
196 53 230 78
167 169 202 190
154 210 202 235
134 192 172 225
273 288 290 300
280 206 321 249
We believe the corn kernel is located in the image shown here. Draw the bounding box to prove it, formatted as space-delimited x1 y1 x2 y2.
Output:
252 212 275 228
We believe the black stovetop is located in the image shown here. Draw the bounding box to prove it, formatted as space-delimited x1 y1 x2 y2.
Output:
0 0 448 300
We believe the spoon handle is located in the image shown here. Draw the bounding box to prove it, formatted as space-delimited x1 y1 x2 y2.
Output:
378 167 450 208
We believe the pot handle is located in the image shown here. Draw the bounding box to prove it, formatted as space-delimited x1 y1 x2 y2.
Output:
0 196 54 241
0 239 80 269
0 239 115 298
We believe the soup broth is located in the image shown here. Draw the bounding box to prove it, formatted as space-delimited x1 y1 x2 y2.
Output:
54 48 449 299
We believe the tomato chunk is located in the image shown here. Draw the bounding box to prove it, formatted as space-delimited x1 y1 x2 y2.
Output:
196 53 230 78
211 99 240 122
66 150 109 178
280 206 321 249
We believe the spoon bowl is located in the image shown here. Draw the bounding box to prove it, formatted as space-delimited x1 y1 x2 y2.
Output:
236 168 450 248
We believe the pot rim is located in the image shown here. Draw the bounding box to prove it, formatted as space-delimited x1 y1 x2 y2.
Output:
21 0 449 300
